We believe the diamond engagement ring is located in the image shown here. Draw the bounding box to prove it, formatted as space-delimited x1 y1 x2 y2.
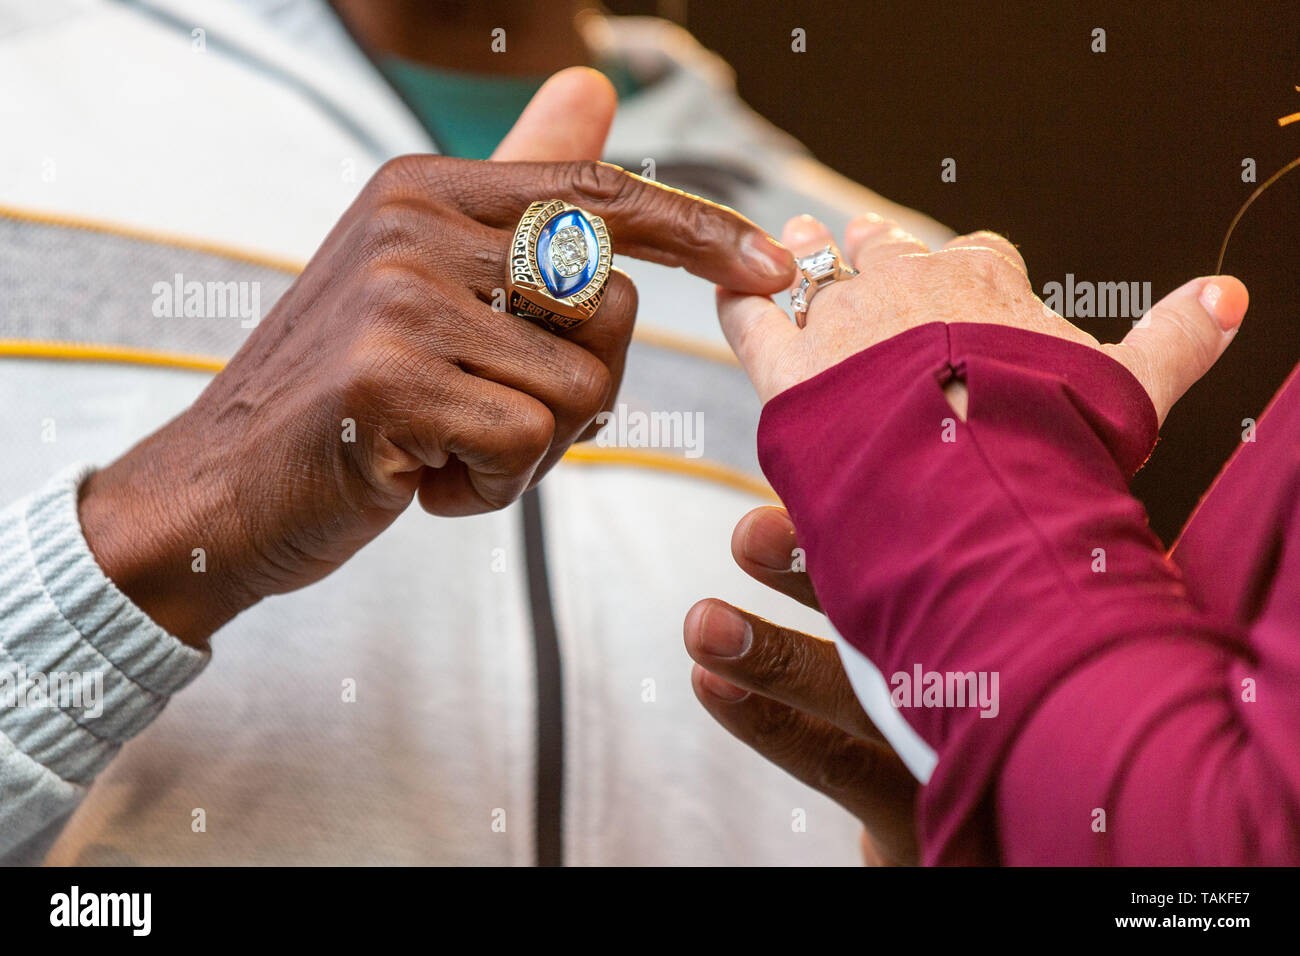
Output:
506 199 612 331
790 244 859 328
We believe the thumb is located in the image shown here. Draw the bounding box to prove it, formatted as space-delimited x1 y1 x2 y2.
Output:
490 66 617 162
1106 275 1249 425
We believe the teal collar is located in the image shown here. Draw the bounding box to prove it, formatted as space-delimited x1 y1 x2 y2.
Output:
380 55 641 159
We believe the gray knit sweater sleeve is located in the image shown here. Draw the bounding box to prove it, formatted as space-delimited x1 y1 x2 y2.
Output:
0 466 208 864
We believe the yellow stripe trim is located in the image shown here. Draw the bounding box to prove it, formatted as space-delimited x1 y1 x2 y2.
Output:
562 445 777 501
630 326 740 366
0 203 307 276
0 338 773 499
0 203 744 367
0 339 227 373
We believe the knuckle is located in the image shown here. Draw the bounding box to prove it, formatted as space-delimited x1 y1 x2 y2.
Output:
602 270 639 325
940 246 1027 297
367 154 456 202
849 213 895 238
874 250 926 283
463 466 528 513
355 200 428 262
979 247 1025 285
503 441 552 485
1158 303 1220 370
754 628 809 688
510 406 556 465
590 274 638 351
565 357 612 422
963 229 1010 247
965 245 1011 280
354 264 433 329
817 737 877 796
337 362 382 417
367 155 422 200
340 342 427 417
562 159 634 207
360 261 425 302
670 197 724 262
339 313 457 417
477 487 521 513
749 698 806 749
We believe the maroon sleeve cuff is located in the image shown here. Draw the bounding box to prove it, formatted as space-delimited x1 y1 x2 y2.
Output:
755 322 1163 863
758 322 1157 493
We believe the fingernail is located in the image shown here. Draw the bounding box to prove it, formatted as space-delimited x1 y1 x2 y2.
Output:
744 521 799 572
845 212 889 245
699 669 750 702
785 213 825 245
699 604 753 658
1199 277 1249 332
743 234 795 279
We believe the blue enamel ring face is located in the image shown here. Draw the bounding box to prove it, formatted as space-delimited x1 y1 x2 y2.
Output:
536 209 600 298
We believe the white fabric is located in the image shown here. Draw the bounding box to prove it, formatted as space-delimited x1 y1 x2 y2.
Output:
0 466 209 864
833 635 938 783
0 0 951 864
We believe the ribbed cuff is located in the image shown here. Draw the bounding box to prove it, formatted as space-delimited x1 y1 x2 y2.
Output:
0 465 209 784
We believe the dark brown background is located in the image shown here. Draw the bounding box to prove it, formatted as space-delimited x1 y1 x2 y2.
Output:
608 0 1300 544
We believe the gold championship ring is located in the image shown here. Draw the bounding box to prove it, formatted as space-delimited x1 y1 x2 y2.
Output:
506 199 612 331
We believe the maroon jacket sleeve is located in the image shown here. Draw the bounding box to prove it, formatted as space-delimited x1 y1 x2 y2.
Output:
757 321 1300 865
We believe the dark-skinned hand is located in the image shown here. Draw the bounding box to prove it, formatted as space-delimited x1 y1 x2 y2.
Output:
80 69 795 648
685 505 919 866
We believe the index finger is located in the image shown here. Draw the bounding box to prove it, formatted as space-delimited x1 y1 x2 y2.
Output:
410 157 796 293
730 506 822 612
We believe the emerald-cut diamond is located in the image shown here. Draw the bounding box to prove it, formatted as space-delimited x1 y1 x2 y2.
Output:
791 245 858 322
